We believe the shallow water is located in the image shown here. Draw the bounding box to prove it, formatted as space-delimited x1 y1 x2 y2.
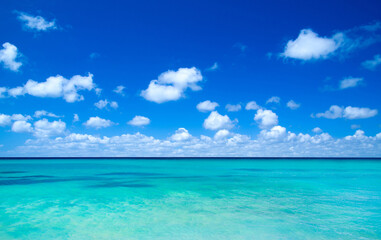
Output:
0 159 380 240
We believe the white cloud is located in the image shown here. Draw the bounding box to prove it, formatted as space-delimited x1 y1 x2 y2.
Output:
225 104 241 112
362 54 381 70
312 127 322 133
8 87 24 97
113 85 125 96
259 125 287 141
12 114 31 121
206 62 218 71
141 67 203 103
73 114 79 122
287 100 301 110
16 12 57 31
0 113 31 126
343 106 378 119
254 109 279 129
245 101 260 110
33 119 66 138
7 117 66 137
0 42 22 71
344 130 367 141
94 100 108 109
0 87 6 98
315 105 343 119
34 110 60 118
282 29 342 60
0 114 12 126
11 121 33 133
128 116 150 126
95 88 102 96
282 23 381 61
110 101 118 109
203 111 235 130
84 117 113 129
315 105 378 119
266 96 280 104
339 77 363 89
170 128 192 141
94 99 118 109
196 100 219 112
141 82 181 103
214 129 230 140
4 73 95 102
6 124 381 157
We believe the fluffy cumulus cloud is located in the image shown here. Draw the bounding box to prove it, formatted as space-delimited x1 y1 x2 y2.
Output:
16 12 57 31
245 101 260 110
5 117 65 137
113 85 125 96
214 129 230 140
141 67 203 103
203 111 235 130
315 105 343 119
196 100 219 112
128 116 150 126
266 96 280 104
8 127 381 157
339 77 363 89
33 119 66 138
315 105 378 119
0 114 12 126
362 54 381 70
259 125 287 141
84 117 113 129
94 99 118 109
3 73 95 102
0 113 31 126
287 100 301 110
254 109 279 129
225 104 241 112
8 87 24 97
282 29 342 60
11 121 33 133
0 42 22 71
282 23 381 61
312 127 323 133
170 128 192 141
343 106 378 119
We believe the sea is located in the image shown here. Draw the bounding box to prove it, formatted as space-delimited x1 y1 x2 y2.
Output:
0 158 380 240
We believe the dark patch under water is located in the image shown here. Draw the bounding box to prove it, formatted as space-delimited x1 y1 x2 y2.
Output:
97 172 166 176
0 171 28 174
0 176 109 186
0 175 55 179
88 181 155 188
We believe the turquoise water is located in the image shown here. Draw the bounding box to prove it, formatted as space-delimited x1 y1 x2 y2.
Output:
0 159 380 240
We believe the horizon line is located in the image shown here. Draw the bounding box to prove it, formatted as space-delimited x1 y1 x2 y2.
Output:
1 157 381 160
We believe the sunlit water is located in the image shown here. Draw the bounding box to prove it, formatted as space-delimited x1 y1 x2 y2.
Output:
0 159 380 240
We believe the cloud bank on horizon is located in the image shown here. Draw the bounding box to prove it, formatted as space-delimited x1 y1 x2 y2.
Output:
0 0 381 156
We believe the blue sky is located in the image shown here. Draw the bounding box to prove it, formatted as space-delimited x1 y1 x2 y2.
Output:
0 0 381 156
